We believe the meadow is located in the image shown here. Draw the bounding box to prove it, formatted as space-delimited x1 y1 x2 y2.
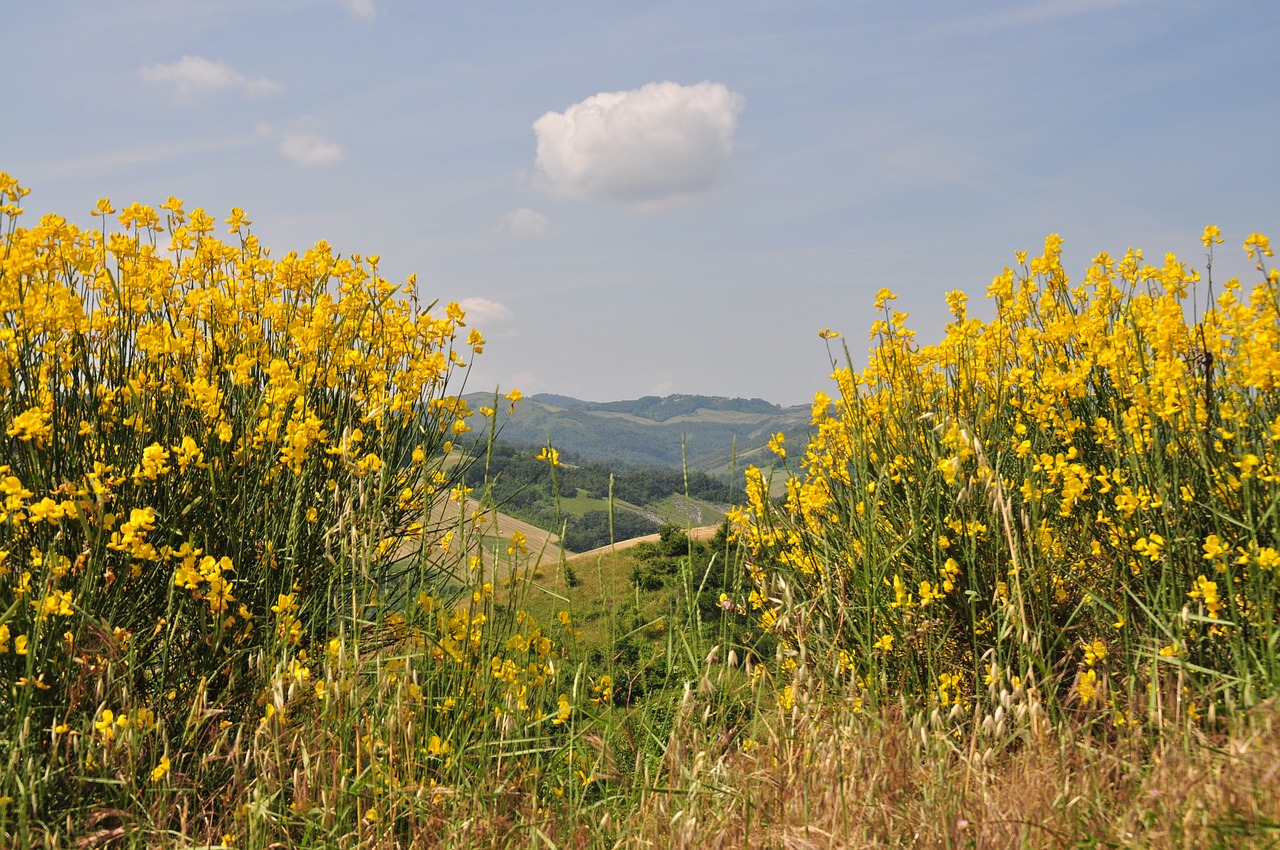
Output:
2 171 1280 847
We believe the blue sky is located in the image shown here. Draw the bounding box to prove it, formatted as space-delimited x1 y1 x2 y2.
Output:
5 0 1278 406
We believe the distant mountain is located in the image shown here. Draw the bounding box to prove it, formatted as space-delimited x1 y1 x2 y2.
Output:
528 393 589 409
461 392 810 474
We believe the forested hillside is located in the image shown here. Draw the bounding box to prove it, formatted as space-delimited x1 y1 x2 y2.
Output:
461 391 810 471
459 442 742 551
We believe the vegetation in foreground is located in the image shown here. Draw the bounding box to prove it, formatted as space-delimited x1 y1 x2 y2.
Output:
2 171 1280 847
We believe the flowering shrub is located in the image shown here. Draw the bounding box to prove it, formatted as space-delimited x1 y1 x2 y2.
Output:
733 229 1280 723
8 168 1278 845
0 173 563 825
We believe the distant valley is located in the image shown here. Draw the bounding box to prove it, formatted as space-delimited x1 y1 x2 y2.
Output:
461 391 811 477
455 392 813 552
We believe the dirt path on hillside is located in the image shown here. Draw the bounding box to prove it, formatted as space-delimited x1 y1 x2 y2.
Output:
566 525 721 562
404 502 721 568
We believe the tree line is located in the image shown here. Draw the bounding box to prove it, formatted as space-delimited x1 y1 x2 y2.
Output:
460 442 743 551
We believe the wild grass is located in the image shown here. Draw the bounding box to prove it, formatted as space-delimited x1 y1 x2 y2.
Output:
2 174 1279 847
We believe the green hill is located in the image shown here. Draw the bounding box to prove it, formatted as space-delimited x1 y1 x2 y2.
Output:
458 442 741 551
462 391 811 472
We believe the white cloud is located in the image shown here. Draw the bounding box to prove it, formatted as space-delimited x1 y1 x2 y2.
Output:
342 0 377 19
652 381 674 396
533 80 745 212
494 208 550 240
459 298 514 326
140 56 282 104
278 133 346 166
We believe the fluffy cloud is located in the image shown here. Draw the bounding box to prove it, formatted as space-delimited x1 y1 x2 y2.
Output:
278 133 346 166
140 56 282 103
533 81 744 212
459 298 514 327
494 208 550 240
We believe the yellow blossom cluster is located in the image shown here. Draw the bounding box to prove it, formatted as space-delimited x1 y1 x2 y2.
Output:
733 229 1280 718
0 174 500 793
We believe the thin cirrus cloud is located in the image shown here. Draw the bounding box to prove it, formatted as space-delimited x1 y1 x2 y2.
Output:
533 81 745 213
278 132 346 166
941 0 1145 35
140 56 282 104
493 208 550 240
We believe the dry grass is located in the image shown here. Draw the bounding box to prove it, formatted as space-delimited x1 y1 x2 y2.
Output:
574 698 1279 850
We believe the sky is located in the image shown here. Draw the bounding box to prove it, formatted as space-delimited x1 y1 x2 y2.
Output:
4 0 1278 407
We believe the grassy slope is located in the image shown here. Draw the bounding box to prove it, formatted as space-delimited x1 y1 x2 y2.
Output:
498 548 667 655
495 525 717 658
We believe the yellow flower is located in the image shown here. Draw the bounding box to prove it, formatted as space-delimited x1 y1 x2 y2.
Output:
1132 534 1165 561
7 406 51 445
1244 232 1273 258
271 593 297 615
27 497 64 524
1188 574 1223 620
1077 669 1098 704
41 589 75 617
94 710 117 742
224 207 251 231
1202 534 1228 561
552 694 572 725
937 672 963 707
150 755 171 783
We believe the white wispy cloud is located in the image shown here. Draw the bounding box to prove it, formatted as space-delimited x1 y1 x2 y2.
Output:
342 0 377 19
945 0 1146 35
278 132 346 166
459 297 515 326
533 80 745 212
493 208 550 240
140 56 282 104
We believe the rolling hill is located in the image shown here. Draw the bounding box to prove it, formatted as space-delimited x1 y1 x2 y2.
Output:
461 391 811 473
